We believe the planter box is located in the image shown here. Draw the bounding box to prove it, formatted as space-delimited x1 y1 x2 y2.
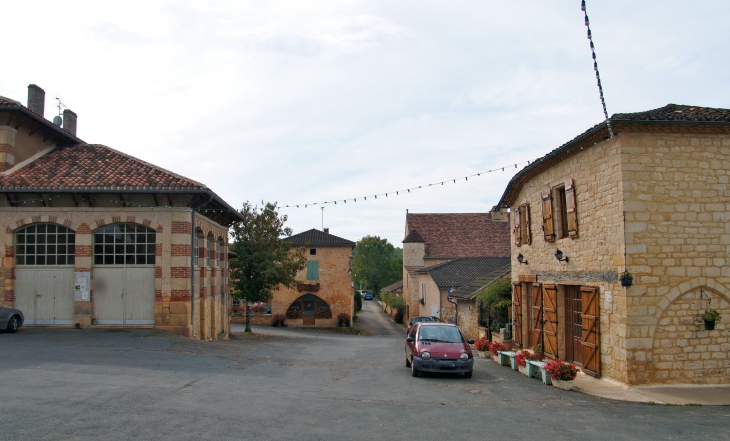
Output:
526 360 542 379
552 379 575 391
518 365 527 376
478 350 486 358
492 354 500 363
497 351 515 367
297 283 320 292
509 352 518 370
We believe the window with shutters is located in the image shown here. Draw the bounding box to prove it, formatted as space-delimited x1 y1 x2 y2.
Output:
514 204 531 246
551 179 578 239
307 260 319 280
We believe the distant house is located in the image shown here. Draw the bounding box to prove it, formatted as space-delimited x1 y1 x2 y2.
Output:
414 257 510 340
0 84 242 340
382 280 403 296
495 104 730 385
402 213 511 324
269 228 355 326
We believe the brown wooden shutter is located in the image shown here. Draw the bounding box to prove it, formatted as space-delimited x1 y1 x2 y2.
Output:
581 286 601 378
541 189 555 242
512 283 523 347
530 283 543 349
523 204 532 245
513 208 521 246
542 284 559 359
565 178 578 238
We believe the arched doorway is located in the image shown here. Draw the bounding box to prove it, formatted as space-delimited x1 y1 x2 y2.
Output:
287 294 331 326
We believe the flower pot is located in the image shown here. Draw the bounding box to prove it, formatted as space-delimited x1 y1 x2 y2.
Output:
704 320 716 331
478 350 486 358
552 379 575 391
518 365 527 376
620 277 632 287
492 354 500 363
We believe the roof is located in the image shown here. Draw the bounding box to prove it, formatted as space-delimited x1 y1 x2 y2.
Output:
0 95 82 144
448 266 511 301
0 143 207 191
402 229 425 243
382 280 403 293
405 213 510 258
495 104 730 208
416 257 510 289
284 228 355 247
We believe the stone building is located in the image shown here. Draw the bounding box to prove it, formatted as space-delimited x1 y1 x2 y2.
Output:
0 84 242 339
494 104 730 385
447 267 511 342
402 212 510 323
269 228 355 326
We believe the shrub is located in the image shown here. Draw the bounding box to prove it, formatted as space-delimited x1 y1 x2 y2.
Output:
285 308 302 319
474 337 490 352
271 314 286 327
337 313 351 322
316 307 332 319
489 341 505 356
354 292 363 312
544 359 579 381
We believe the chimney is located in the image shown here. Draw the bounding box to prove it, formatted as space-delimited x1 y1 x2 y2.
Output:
324 228 329 234
27 84 45 117
63 109 77 135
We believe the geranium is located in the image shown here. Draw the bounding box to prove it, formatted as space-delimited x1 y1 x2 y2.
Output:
271 314 286 326
474 337 490 351
286 308 302 319
251 304 266 314
516 350 541 367
544 359 579 381
489 341 506 356
316 307 332 319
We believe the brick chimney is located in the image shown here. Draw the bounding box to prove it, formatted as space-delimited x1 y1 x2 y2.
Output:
63 109 77 135
27 84 45 117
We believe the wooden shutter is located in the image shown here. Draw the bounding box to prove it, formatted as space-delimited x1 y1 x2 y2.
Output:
530 283 543 349
542 284 559 359
581 286 601 377
522 204 532 245
565 178 578 238
512 283 522 347
307 261 319 280
513 208 522 246
541 189 555 242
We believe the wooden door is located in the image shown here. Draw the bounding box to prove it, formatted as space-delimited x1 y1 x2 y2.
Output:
303 300 315 325
542 284 559 359
565 286 583 365
512 283 522 347
581 286 600 377
124 267 155 325
529 283 543 349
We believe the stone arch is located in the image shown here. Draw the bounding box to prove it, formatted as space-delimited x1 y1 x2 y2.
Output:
92 216 162 234
653 277 730 322
12 216 75 233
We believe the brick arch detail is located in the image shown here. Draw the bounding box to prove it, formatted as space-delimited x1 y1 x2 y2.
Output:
90 217 162 234
12 216 77 232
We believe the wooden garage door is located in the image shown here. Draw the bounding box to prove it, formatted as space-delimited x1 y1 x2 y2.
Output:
512 283 522 347
542 284 559 359
94 267 155 325
581 286 601 378
15 267 74 325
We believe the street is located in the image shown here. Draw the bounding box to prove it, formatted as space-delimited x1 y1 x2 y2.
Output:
356 298 405 336
1 319 728 440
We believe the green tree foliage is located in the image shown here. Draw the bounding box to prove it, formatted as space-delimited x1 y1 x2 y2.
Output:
229 201 307 332
351 236 402 296
476 279 512 333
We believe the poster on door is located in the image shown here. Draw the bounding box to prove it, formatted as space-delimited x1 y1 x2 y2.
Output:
74 271 90 302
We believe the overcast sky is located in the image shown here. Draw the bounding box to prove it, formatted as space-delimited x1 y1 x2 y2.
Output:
2 1 728 246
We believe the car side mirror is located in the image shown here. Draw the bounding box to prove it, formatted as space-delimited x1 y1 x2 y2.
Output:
406 337 414 343
467 339 475 345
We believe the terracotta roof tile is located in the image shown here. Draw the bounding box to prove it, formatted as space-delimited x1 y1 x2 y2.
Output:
406 213 510 258
0 144 207 191
284 228 355 247
417 257 510 289
612 104 730 122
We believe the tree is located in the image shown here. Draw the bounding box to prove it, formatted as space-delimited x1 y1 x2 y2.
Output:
229 202 307 332
351 236 402 297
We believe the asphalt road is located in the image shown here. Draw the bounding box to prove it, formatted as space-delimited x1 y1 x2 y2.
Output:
1 327 728 441
356 299 405 336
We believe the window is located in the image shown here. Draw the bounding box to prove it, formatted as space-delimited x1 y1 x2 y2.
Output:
550 179 578 239
310 248 317 256
307 260 319 280
193 231 201 267
94 224 156 265
513 204 531 246
206 234 213 267
215 239 222 268
16 224 76 265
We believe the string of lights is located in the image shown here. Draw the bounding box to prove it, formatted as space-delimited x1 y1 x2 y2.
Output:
582 0 614 138
282 158 537 209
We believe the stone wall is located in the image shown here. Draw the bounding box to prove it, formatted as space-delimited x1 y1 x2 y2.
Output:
456 298 480 341
270 245 354 326
621 129 730 384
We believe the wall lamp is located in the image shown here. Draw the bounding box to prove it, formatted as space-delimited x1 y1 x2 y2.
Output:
554 249 569 263
517 254 528 265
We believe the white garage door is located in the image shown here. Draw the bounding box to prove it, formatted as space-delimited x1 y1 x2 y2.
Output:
92 223 157 325
15 267 75 325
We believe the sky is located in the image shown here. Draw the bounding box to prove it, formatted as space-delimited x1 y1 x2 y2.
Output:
2 1 728 246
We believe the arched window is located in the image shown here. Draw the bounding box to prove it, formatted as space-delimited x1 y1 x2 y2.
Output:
287 294 331 319
193 229 203 267
94 224 156 265
206 233 214 267
215 238 222 268
15 224 76 265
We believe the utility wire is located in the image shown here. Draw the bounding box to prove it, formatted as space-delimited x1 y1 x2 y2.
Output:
582 0 614 138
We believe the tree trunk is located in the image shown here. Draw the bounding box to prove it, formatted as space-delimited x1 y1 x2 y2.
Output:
245 299 252 333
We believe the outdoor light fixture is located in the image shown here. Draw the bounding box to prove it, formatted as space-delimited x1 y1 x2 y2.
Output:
517 254 528 265
554 249 569 263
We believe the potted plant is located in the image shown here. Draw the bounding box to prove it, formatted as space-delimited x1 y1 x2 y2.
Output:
337 312 351 327
474 337 490 357
619 271 633 287
697 300 722 330
544 359 579 390
489 341 505 363
516 350 541 376
271 314 286 327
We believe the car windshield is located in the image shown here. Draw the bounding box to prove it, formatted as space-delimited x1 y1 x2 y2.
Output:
418 326 463 343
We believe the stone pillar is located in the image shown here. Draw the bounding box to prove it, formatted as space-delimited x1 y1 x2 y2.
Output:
0 126 17 172
74 222 93 327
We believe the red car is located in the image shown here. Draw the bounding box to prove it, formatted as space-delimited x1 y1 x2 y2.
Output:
405 322 475 378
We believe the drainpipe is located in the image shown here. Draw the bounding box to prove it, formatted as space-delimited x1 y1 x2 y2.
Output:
190 208 196 338
447 294 458 325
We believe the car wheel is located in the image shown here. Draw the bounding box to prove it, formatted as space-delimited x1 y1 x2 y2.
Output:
411 360 420 377
7 316 19 333
405 355 411 368
464 370 473 379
